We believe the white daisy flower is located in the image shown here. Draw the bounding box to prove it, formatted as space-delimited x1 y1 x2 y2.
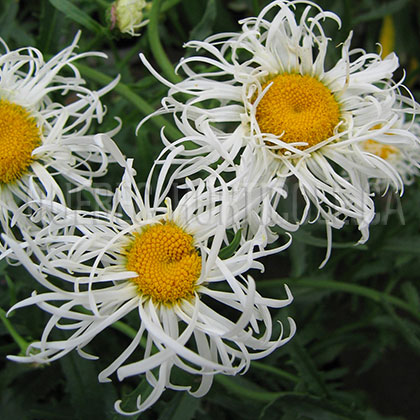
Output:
141 0 420 264
4 161 295 415
360 120 420 191
0 32 120 234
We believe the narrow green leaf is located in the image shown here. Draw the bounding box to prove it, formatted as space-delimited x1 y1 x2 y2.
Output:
161 0 183 13
0 258 8 275
59 351 118 420
401 281 420 309
28 409 74 420
353 260 391 281
0 364 47 420
289 237 306 278
38 0 58 52
382 301 420 354
293 230 368 250
5 274 17 307
257 278 420 322
216 376 363 420
158 392 200 420
215 374 290 402
381 236 420 253
219 229 242 260
74 62 182 141
251 361 299 384
189 0 217 41
354 0 410 24
0 308 28 354
287 340 329 397
0 0 18 39
49 0 106 33
116 378 152 418
269 393 365 420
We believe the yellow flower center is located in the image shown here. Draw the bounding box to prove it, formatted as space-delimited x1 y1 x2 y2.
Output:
0 99 41 184
125 221 202 305
255 74 340 150
362 139 399 160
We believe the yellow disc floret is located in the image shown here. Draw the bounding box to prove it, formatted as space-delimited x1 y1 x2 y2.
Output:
125 221 202 305
255 73 340 150
0 99 41 184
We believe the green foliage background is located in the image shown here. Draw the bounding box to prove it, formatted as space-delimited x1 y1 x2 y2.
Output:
1 0 420 419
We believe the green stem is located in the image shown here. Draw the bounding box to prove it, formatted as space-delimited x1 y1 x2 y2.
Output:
75 63 182 141
5 274 17 306
161 0 183 13
0 308 29 354
117 38 144 71
251 361 299 383
384 276 399 295
112 320 147 348
93 0 110 8
252 0 260 15
258 278 420 322
85 33 109 53
147 0 182 84
73 307 147 348
142 0 183 19
112 320 137 339
109 38 122 63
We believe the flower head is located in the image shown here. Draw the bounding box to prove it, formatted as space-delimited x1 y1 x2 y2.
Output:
110 0 149 36
0 33 120 234
143 0 420 265
4 162 295 415
361 121 420 190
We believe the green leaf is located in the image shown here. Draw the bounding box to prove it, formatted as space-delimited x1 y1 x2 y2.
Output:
401 281 420 310
0 0 18 36
158 392 200 420
287 340 329 397
59 351 118 420
49 0 106 33
74 62 182 142
217 376 364 420
5 273 17 307
115 378 152 419
0 0 34 45
38 0 58 52
382 301 420 354
293 229 368 250
219 229 242 260
289 237 306 278
207 381 266 419
0 363 71 420
353 259 391 281
381 236 420 253
28 409 74 420
189 0 217 41
0 307 28 354
0 363 32 420
364 408 406 420
267 393 365 420
354 0 410 24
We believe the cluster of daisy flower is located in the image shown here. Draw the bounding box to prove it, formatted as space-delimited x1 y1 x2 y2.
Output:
1 0 419 415
144 0 420 265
